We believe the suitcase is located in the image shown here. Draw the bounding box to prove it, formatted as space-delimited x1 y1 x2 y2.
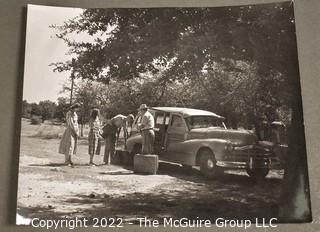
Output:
133 154 159 174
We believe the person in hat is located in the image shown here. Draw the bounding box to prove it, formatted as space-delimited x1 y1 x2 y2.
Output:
88 108 102 166
137 104 155 154
101 114 134 164
58 103 80 166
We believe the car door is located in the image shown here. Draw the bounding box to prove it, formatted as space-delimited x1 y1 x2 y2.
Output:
153 111 166 154
153 111 170 154
164 114 188 163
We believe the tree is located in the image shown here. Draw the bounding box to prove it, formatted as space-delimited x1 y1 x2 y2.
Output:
21 100 32 118
38 100 57 122
30 103 41 117
51 2 310 221
55 97 70 121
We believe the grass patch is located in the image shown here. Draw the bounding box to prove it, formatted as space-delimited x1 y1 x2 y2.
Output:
30 124 65 140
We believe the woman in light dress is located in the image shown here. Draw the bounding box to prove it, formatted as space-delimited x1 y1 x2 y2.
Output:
59 103 80 166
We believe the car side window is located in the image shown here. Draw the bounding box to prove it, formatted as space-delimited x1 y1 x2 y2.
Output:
155 113 165 125
165 115 170 125
171 115 185 128
155 112 170 125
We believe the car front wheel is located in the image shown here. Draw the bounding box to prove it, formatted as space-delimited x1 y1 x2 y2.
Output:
199 150 221 178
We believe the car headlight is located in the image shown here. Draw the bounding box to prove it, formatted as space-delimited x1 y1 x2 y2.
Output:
225 143 234 152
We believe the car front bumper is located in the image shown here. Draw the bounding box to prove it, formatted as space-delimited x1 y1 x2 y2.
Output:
216 145 282 169
216 157 282 169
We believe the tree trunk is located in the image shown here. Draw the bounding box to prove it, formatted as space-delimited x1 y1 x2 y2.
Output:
278 68 312 222
80 124 84 137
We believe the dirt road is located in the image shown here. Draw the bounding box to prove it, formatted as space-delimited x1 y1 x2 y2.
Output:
17 120 284 224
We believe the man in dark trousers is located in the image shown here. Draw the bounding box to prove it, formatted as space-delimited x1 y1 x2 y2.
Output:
101 114 134 164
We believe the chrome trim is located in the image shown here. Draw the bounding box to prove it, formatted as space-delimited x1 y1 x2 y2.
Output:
234 145 254 150
233 144 271 152
216 158 282 169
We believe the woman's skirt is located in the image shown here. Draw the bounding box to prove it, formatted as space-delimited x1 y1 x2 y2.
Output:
59 127 77 156
88 129 101 155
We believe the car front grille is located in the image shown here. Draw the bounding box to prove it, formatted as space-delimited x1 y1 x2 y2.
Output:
224 146 276 162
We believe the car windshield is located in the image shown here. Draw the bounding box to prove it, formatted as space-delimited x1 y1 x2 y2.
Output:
186 116 226 129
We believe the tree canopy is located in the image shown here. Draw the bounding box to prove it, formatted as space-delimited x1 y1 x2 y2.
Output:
51 2 297 124
52 3 296 78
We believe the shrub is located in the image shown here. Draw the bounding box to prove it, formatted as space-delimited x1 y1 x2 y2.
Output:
30 116 42 125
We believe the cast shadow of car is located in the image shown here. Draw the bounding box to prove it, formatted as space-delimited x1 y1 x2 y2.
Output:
157 162 256 185
114 161 282 187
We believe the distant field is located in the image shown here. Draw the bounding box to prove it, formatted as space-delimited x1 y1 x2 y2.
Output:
22 118 89 138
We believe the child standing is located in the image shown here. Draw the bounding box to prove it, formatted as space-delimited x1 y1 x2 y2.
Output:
88 108 102 165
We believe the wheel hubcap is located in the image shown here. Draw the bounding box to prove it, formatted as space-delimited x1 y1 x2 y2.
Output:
207 159 214 169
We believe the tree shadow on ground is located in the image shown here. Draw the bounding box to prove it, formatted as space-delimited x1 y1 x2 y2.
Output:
18 188 280 225
19 162 283 224
119 162 282 187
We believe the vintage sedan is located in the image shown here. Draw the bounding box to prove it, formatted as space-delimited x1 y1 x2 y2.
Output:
126 107 281 178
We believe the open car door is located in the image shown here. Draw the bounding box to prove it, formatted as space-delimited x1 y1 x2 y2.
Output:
152 110 170 155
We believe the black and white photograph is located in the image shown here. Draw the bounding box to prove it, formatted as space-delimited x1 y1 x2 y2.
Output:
17 2 311 227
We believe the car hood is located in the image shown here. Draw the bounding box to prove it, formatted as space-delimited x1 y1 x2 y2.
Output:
188 127 257 146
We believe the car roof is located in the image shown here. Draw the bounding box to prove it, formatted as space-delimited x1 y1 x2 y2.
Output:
150 107 225 119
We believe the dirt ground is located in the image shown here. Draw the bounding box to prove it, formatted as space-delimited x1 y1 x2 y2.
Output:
17 119 284 224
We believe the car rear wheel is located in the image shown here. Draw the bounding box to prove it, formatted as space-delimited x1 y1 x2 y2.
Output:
199 150 221 178
246 168 269 179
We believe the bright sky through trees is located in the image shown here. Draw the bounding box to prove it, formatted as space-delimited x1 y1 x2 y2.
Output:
23 5 82 103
